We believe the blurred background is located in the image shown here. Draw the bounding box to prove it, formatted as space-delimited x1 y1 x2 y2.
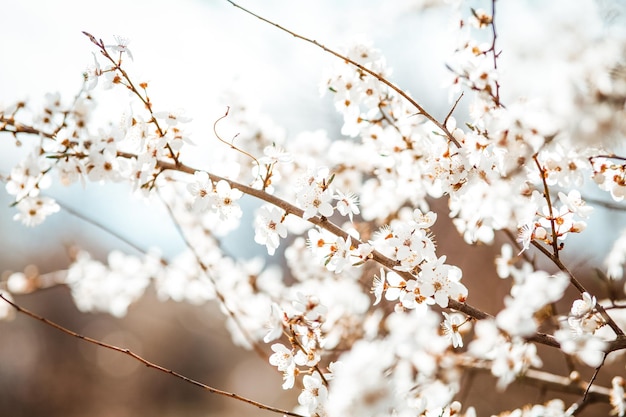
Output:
1 0 626 416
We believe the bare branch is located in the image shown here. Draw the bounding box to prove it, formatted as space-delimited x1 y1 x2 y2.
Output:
443 92 464 128
487 0 502 106
213 106 261 182
583 354 606 403
0 117 56 139
0 293 305 417
57 198 155 259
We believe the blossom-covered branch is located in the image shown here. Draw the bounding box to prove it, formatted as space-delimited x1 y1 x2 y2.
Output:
2 1 626 415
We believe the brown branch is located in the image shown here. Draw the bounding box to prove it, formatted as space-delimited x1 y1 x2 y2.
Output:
589 154 626 163
130 152 407 274
213 106 260 181
0 117 56 139
488 0 502 106
141 153 574 351
607 336 626 352
448 299 490 320
448 298 561 348
583 353 606 403
443 92 464 128
526 332 561 349
0 293 305 417
225 0 462 148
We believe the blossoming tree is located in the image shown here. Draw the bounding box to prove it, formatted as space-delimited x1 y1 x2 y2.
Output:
2 1 626 416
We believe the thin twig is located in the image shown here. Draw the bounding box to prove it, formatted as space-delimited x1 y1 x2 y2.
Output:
225 0 462 148
130 151 405 275
57 199 156 260
0 293 305 417
443 92 464 128
156 189 268 360
583 353 606 403
589 154 626 162
213 106 261 183
533 155 560 259
488 0 502 106
0 117 56 139
287 325 329 387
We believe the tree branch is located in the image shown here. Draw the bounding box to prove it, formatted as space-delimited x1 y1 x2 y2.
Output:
225 0 462 148
0 293 305 417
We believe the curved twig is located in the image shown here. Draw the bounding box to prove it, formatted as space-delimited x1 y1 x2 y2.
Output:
213 106 261 182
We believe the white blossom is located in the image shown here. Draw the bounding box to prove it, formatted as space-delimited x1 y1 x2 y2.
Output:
254 205 287 255
611 376 626 417
441 312 464 348
13 196 60 227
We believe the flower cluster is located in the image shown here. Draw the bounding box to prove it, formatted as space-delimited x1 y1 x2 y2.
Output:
591 156 626 202
369 209 467 310
65 250 156 317
554 292 608 367
254 205 288 255
468 319 542 390
265 293 333 414
295 166 336 220
447 7 500 108
516 189 592 254
187 171 243 220
496 271 569 337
